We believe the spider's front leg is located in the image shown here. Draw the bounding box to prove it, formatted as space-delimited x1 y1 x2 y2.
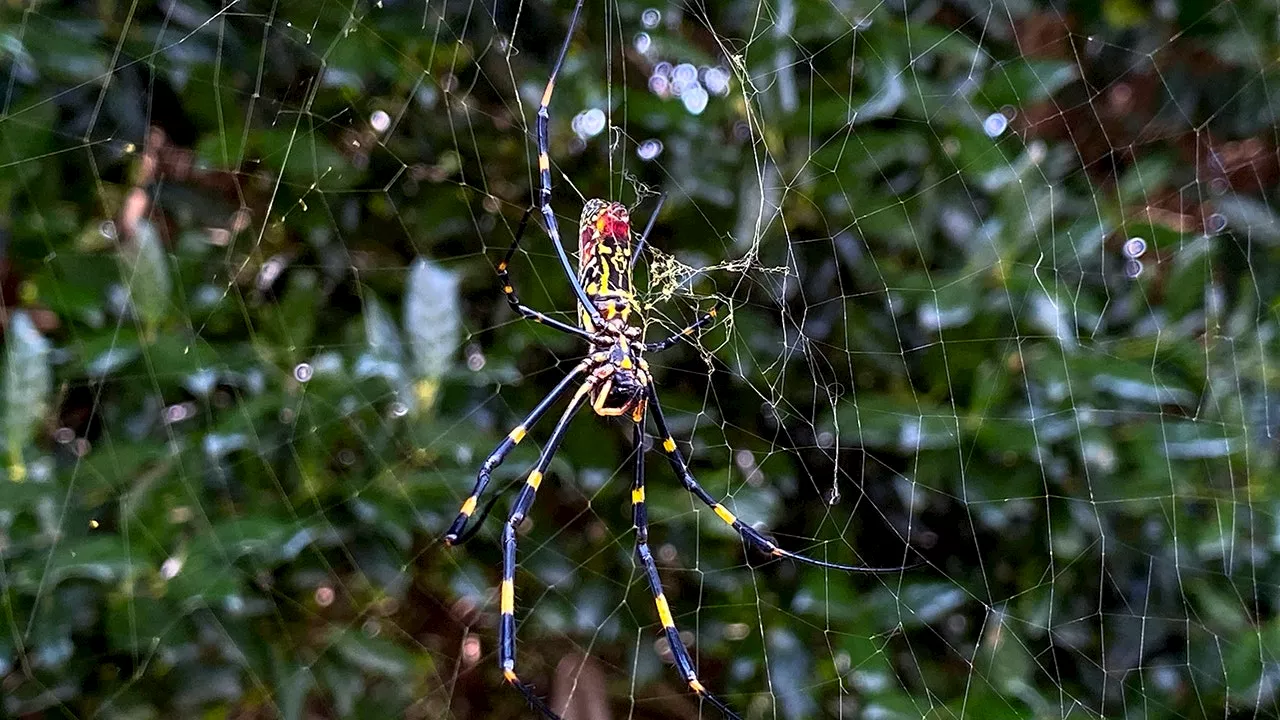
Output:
498 208 597 343
530 0 604 330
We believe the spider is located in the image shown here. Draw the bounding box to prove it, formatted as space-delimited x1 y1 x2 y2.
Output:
442 2 913 717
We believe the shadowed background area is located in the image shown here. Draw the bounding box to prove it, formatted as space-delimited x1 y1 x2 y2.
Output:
1 0 1279 718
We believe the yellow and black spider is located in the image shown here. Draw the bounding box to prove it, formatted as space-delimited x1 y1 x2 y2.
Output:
442 2 912 717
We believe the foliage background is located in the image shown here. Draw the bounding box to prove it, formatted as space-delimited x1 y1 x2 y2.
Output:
2 0 1279 718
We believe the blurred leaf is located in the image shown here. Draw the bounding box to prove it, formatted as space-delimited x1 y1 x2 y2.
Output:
12 535 147 590
1117 154 1175 206
4 311 51 479
403 257 460 413
247 129 355 188
978 59 1077 110
1104 0 1149 27
853 57 907 124
208 515 330 564
1215 194 1280 245
273 655 314 720
837 395 960 453
328 628 421 680
118 219 173 333
355 291 410 408
765 627 817 720
0 99 56 185
3 0 1280 717
974 609 1035 695
1222 617 1280 709
272 269 322 358
899 581 967 628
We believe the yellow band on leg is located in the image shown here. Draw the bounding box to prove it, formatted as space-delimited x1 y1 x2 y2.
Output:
713 504 737 526
655 593 675 628
501 579 514 614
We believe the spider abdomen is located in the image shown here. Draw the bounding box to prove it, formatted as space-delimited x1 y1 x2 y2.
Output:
578 199 639 333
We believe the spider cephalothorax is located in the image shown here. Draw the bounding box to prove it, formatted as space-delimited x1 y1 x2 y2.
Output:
441 2 915 718
584 341 649 421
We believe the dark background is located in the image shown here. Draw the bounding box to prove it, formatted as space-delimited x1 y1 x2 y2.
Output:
2 0 1278 718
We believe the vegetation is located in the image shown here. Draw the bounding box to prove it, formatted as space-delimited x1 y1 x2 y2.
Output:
2 0 1278 718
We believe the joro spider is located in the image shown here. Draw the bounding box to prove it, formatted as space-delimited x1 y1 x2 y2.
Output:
442 2 913 717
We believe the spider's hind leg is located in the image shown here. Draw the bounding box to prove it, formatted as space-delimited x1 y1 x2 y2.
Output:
496 380 592 719
444 360 589 546
629 422 743 720
645 387 915 574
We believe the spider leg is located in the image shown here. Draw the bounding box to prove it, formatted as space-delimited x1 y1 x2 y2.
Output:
499 208 597 342
646 387 915 574
630 423 743 720
643 304 720 353
500 379 594 719
444 360 590 546
630 192 666 270
535 0 604 329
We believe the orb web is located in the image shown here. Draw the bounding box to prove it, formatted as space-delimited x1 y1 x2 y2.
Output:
1 0 1277 718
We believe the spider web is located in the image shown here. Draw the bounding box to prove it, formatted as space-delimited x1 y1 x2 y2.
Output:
2 0 1279 718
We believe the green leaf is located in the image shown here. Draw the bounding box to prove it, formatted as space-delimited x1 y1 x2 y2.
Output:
272 653 314 720
1104 0 1149 28
328 628 420 680
4 310 51 480
358 292 405 383
765 627 817 720
0 97 56 186
403 257 460 412
852 57 907 124
836 394 961 453
118 219 173 333
248 129 355 188
978 59 1077 110
1117 154 1175 206
12 536 148 590
1214 194 1280 245
275 269 321 358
